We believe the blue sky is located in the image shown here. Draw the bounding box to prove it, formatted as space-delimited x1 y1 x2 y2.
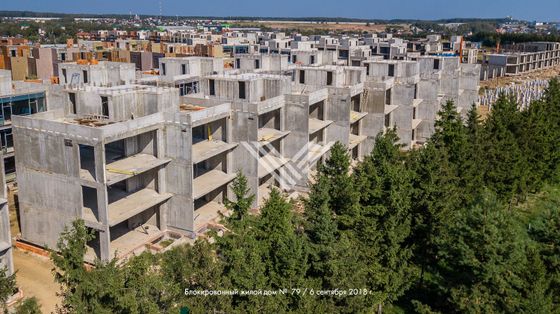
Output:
2 0 560 21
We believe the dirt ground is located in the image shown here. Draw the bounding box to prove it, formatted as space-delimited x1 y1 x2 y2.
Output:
8 186 61 313
13 249 61 313
480 65 560 90
235 21 401 33
8 185 20 236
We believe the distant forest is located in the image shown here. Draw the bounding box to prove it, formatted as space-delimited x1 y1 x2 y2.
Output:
0 10 512 24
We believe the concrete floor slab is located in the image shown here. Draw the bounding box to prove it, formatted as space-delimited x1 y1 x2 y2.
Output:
308 118 333 134
349 134 367 149
193 170 236 200
106 154 171 185
350 111 368 124
194 201 228 233
258 128 290 144
258 155 289 178
192 140 237 164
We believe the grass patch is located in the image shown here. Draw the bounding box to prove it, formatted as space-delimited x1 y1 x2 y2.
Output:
159 239 174 248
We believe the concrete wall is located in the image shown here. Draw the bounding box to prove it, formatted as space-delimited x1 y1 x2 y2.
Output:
0 70 11 96
0 152 14 276
59 62 135 86
33 48 57 81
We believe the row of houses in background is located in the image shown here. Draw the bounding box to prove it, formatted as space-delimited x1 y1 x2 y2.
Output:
481 42 560 79
0 31 482 82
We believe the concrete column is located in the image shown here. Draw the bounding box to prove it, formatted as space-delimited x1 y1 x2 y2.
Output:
94 143 111 261
283 95 310 188
156 128 167 231
326 88 351 146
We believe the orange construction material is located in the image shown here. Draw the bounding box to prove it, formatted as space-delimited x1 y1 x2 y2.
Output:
15 239 50 257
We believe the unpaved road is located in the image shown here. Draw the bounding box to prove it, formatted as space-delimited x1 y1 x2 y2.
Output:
13 249 60 313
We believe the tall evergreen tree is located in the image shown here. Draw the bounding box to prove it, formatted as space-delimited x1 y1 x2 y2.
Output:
304 167 368 312
224 171 255 224
431 100 468 168
482 94 529 204
257 189 308 307
462 103 486 199
407 143 460 288
435 192 528 313
162 240 232 313
316 142 360 230
354 129 414 312
528 192 560 308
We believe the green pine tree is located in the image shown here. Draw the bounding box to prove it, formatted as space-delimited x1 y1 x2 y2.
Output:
482 94 529 205
316 142 360 231
354 129 414 312
224 171 255 224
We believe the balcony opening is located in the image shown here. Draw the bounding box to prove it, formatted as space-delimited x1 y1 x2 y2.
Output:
79 144 96 181
85 229 102 261
82 186 99 223
258 109 281 130
351 94 361 112
101 96 109 117
388 64 395 77
385 113 391 128
69 92 77 114
209 79 215 96
309 101 324 120
238 81 246 99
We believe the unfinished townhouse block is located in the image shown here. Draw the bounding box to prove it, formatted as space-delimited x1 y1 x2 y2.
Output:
0 69 48 174
363 60 421 149
13 85 177 262
192 73 293 206
416 56 480 142
293 65 368 159
284 86 333 188
233 53 289 73
153 57 224 96
58 61 136 86
164 99 237 234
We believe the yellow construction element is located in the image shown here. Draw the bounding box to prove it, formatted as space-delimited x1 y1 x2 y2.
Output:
106 167 138 176
207 125 212 141
259 134 275 142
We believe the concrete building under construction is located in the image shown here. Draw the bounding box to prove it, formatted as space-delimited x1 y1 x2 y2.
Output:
12 54 480 262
